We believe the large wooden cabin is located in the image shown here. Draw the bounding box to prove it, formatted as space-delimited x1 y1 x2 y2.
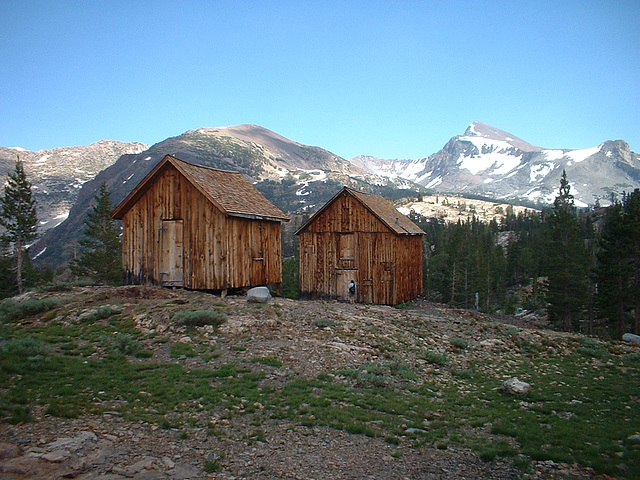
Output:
296 187 425 305
111 155 289 292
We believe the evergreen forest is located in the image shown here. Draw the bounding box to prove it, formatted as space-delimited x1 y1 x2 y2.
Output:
407 180 640 339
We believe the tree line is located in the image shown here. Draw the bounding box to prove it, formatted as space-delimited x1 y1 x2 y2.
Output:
413 170 640 339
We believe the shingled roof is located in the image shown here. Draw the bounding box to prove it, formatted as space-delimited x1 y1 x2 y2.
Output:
296 186 424 235
112 155 289 222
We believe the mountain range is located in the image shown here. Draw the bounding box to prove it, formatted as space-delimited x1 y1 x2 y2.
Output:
353 121 640 207
0 122 637 271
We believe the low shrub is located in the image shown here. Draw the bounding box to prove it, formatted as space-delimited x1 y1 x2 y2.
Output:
172 309 227 328
104 333 141 356
422 349 448 366
0 298 57 322
449 337 469 350
79 305 121 323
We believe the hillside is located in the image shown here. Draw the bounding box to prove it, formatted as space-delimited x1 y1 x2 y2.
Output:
397 195 537 225
0 286 637 479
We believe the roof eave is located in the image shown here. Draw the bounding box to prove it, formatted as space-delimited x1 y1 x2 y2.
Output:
229 212 290 222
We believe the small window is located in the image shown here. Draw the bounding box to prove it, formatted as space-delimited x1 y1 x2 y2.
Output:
339 233 355 260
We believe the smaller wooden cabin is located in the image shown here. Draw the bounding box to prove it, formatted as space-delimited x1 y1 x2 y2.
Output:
111 155 289 292
296 187 425 305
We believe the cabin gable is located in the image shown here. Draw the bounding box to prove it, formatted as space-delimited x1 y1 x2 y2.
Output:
115 155 287 291
298 187 424 305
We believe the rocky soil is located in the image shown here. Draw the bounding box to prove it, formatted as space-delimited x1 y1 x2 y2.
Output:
0 286 631 479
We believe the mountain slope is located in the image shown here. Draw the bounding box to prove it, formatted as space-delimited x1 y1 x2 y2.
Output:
355 121 640 207
32 125 418 268
0 140 148 233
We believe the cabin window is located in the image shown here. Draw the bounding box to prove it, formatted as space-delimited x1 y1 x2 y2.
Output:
339 233 355 260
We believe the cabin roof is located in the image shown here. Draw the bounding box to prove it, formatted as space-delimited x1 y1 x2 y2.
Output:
111 155 289 222
295 186 425 235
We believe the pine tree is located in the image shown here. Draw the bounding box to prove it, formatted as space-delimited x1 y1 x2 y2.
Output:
545 170 590 331
594 201 631 337
597 189 640 336
0 159 38 294
625 190 640 334
71 182 122 285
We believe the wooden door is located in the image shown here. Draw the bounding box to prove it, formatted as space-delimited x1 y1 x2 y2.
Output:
335 233 358 301
380 261 395 305
159 220 184 287
335 270 355 302
250 222 266 286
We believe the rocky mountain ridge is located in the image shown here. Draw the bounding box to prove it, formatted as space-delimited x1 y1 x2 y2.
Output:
353 121 640 207
0 140 148 233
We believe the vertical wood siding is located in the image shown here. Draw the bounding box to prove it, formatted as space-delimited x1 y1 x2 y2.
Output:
299 191 423 305
121 164 282 289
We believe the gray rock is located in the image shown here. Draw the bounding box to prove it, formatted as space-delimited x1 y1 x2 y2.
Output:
133 471 168 480
0 441 21 460
169 463 201 479
41 449 71 463
622 333 640 344
502 377 531 395
247 286 272 303
627 434 640 444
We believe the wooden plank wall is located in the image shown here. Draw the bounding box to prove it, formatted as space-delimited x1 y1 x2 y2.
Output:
121 164 282 289
298 191 423 305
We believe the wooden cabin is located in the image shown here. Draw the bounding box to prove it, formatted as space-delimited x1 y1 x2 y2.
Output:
296 187 425 305
111 155 289 292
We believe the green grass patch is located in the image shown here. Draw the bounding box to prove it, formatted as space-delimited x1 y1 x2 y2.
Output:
169 342 197 358
252 357 283 367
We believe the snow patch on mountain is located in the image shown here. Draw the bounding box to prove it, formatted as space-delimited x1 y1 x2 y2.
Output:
544 150 566 162
565 145 601 163
458 151 523 176
530 163 554 182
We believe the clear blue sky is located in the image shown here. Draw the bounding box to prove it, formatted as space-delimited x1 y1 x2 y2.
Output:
1 0 638 159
